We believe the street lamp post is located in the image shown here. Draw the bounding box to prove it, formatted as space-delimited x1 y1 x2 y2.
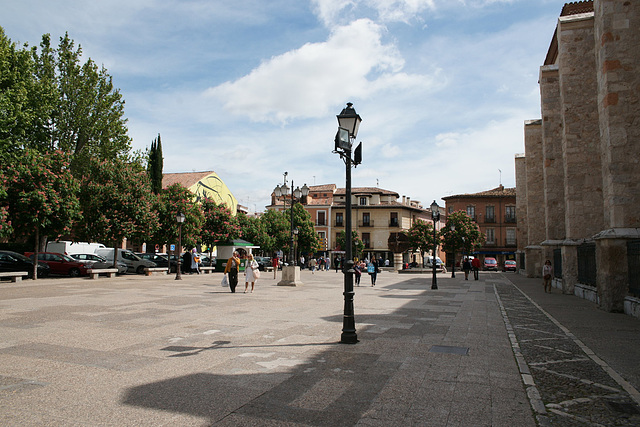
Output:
175 212 185 280
274 178 308 286
430 201 440 290
334 102 362 344
450 223 456 278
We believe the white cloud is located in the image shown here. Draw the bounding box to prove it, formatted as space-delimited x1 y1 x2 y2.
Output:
206 19 434 123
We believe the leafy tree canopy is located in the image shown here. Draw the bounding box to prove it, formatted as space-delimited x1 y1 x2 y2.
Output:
440 210 485 255
154 184 203 250
75 157 159 246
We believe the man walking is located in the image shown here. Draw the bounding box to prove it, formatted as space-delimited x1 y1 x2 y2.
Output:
471 257 481 280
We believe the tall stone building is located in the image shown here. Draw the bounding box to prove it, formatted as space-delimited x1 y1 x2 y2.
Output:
516 0 640 314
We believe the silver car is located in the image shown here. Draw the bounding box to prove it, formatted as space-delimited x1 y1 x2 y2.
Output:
69 253 128 275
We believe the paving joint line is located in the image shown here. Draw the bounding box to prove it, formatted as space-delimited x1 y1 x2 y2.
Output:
505 278 640 408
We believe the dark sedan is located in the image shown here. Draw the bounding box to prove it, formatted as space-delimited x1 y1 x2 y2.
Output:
0 250 50 278
136 253 177 273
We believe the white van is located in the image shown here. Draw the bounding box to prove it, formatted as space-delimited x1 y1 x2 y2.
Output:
95 248 156 274
46 241 106 255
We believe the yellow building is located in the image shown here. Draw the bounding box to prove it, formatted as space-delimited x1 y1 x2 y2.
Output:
163 171 238 214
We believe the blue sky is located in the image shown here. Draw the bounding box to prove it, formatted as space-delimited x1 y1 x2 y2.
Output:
3 0 564 213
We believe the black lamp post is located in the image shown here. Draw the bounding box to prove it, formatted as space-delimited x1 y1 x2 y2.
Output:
450 223 456 278
274 177 309 266
175 212 185 280
334 102 362 344
430 201 440 290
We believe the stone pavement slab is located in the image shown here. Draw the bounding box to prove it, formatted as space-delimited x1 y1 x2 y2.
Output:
0 268 606 426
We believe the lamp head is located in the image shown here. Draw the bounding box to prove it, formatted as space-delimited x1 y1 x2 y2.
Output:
336 102 362 139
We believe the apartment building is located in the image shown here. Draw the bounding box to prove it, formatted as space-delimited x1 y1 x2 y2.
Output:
443 185 517 267
268 185 437 268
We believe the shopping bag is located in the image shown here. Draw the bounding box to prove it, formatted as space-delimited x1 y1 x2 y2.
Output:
254 269 261 279
221 275 229 287
367 264 375 274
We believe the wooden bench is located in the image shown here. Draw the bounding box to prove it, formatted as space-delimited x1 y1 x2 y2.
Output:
0 271 28 282
144 267 167 276
87 268 119 279
200 266 216 274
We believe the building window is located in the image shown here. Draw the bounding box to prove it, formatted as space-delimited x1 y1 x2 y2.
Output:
362 212 371 227
505 206 516 223
390 212 399 227
317 211 326 226
466 205 476 220
359 197 367 206
485 228 495 245
362 232 371 249
506 228 516 246
448 206 453 214
335 212 343 227
485 206 495 223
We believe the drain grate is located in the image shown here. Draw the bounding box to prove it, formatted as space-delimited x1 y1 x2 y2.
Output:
429 345 469 356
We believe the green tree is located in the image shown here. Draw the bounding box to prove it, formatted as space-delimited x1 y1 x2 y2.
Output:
336 230 365 260
0 28 48 160
236 212 269 255
0 170 11 238
201 199 240 248
440 210 485 262
75 157 159 252
288 203 320 257
407 219 436 266
260 208 289 256
147 134 163 194
154 184 203 251
3 149 81 278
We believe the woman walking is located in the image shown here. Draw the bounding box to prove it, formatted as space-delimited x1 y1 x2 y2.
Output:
244 254 259 293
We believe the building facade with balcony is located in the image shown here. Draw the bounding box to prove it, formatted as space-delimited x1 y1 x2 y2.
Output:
443 185 517 267
267 185 438 268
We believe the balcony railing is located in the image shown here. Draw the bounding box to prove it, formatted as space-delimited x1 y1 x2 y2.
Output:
315 220 326 226
505 216 517 223
334 221 344 227
358 220 374 227
389 220 399 227
484 217 496 223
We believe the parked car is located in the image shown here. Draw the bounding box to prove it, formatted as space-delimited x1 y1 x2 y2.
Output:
69 253 127 275
0 250 49 278
198 253 216 267
254 256 271 271
136 253 177 273
425 256 444 271
484 257 498 271
503 260 517 272
46 241 106 255
95 249 156 274
26 252 89 277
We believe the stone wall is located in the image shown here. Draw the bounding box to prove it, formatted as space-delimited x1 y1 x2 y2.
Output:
557 11 605 239
523 120 544 277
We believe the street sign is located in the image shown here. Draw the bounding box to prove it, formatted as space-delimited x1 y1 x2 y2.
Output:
170 244 176 251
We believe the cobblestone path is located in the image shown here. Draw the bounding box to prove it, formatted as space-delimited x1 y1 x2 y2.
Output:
494 278 640 426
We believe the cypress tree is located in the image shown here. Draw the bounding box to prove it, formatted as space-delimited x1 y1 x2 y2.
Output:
147 134 164 194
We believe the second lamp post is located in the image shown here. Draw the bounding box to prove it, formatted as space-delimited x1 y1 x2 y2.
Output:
430 201 440 290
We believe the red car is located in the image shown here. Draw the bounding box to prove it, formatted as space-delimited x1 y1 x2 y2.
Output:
503 260 517 272
27 252 89 277
483 257 498 271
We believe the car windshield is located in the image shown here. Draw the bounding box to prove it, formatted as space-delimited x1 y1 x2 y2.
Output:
487 259 497 264
61 254 76 262
4 251 30 262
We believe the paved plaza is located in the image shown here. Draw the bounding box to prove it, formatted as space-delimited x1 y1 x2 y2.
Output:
1 268 640 426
